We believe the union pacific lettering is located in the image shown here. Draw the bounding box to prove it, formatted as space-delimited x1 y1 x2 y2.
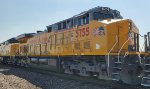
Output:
76 27 89 37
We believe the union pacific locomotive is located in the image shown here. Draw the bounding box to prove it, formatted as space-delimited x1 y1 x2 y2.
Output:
0 7 150 86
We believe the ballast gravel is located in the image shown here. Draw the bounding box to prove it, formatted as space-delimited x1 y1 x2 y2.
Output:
0 64 148 89
0 65 107 89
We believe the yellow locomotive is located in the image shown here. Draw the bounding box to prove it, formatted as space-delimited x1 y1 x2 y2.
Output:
0 6 150 86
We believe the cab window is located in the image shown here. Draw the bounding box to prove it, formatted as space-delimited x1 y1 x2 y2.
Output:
93 12 113 20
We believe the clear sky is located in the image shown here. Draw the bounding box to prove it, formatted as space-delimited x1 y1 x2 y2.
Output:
0 0 150 43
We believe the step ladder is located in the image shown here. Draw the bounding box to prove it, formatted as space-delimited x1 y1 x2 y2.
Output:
141 56 150 86
111 57 122 81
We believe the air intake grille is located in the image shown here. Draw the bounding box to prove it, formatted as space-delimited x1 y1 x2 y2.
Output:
84 41 90 49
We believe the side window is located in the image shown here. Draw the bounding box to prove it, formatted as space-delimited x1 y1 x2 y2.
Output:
67 19 73 29
52 24 58 30
63 21 66 29
86 14 89 24
78 18 81 26
81 15 90 26
82 16 86 25
73 14 89 27
74 18 78 27
58 23 61 30
67 20 70 28
70 19 73 27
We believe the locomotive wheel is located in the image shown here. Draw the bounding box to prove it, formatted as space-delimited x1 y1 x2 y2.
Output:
120 55 143 85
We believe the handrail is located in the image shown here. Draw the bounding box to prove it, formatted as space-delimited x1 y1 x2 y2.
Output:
120 34 145 64
117 38 130 62
107 35 118 76
138 34 146 64
139 36 146 53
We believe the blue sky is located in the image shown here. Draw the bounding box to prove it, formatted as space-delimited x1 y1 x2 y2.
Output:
0 0 150 43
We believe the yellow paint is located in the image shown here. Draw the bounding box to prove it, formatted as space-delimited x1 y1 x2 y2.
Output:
1 19 148 57
25 19 139 56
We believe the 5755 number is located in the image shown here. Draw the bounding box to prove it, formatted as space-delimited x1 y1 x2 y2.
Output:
76 27 89 37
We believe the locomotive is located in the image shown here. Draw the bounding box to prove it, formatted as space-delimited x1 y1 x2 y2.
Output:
0 6 150 86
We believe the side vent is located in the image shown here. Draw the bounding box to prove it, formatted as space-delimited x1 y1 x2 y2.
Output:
84 41 90 49
75 43 80 50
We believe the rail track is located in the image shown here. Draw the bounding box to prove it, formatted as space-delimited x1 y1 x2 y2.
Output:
0 63 149 89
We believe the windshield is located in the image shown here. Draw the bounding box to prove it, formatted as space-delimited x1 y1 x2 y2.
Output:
93 12 113 20
93 12 114 20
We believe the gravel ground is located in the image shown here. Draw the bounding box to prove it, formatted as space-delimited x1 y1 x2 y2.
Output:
0 65 108 89
0 64 149 89
0 72 40 89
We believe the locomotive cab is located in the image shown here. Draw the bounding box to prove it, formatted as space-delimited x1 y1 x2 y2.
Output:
90 8 143 85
